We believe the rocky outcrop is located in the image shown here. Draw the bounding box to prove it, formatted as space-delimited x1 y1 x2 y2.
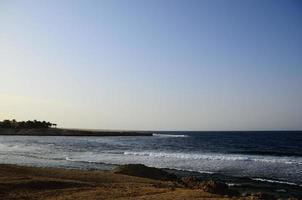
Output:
247 192 275 200
112 164 177 181
201 180 240 196
180 176 201 188
113 165 241 197
180 178 239 196
199 180 230 194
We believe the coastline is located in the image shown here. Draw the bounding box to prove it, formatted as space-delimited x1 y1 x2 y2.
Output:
0 128 152 136
0 164 300 200
0 163 226 200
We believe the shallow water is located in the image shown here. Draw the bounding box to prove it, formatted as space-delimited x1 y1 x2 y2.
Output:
0 131 301 185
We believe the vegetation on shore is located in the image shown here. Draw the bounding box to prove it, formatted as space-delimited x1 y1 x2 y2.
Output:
0 120 152 136
0 119 57 129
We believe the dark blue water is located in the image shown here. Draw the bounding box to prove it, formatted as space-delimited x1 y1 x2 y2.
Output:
163 131 302 157
0 131 301 185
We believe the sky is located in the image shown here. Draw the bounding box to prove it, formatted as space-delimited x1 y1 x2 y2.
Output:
0 0 302 130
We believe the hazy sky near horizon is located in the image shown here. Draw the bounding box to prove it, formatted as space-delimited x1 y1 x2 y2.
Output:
1 0 302 130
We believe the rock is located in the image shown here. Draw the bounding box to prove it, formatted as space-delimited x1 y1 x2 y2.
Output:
200 180 228 194
180 176 201 188
199 180 239 196
112 164 177 181
248 192 275 200
241 192 250 197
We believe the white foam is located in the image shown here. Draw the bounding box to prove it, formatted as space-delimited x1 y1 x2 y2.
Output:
2 136 301 186
152 133 188 138
65 156 72 161
57 150 302 185
172 167 215 174
122 151 302 165
65 156 98 164
0 143 41 152
226 182 241 187
252 178 302 186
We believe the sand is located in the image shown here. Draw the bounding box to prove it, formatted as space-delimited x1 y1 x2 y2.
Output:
0 164 250 200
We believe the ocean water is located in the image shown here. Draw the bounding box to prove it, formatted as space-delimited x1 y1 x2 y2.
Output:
0 131 302 186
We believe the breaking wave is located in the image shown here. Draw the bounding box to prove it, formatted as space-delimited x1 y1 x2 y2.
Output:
252 178 302 187
122 151 302 165
152 133 188 138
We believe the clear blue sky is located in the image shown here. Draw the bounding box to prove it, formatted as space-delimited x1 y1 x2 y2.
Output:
1 0 302 130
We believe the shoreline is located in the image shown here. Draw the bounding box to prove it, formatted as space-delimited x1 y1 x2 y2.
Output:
0 163 301 199
0 128 152 136
0 163 227 200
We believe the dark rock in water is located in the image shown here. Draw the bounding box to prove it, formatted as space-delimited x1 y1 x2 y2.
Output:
248 192 275 200
199 180 239 196
112 164 177 181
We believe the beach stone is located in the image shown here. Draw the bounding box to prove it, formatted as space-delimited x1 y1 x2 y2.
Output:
200 180 228 193
180 176 201 188
199 180 239 196
112 164 177 181
248 192 275 200
241 192 250 197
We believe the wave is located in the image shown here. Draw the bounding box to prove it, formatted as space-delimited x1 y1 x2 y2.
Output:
122 151 302 165
65 154 302 187
252 178 302 187
65 156 107 165
0 143 41 152
171 167 215 174
152 133 188 138
66 156 88 163
11 153 64 161
231 150 302 157
63 152 302 186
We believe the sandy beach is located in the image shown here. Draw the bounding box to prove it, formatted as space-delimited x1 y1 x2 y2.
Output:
0 164 231 200
0 164 300 200
2 0 301 199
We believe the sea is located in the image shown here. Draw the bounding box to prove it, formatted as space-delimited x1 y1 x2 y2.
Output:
1 131 302 188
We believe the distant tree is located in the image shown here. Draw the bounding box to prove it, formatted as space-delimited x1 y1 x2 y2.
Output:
2 120 11 128
11 119 17 128
0 119 57 129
